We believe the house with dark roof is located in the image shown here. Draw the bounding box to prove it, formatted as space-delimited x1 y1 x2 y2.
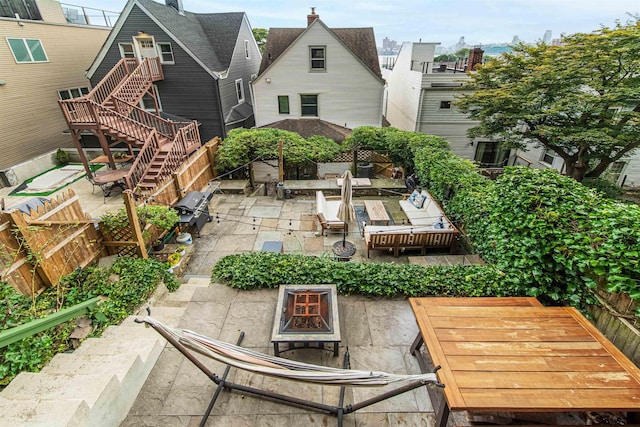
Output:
86 0 261 141
252 9 384 137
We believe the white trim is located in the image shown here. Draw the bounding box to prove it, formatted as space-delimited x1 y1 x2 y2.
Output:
58 86 91 100
140 84 163 112
118 42 135 58
6 37 49 63
244 40 250 59
235 78 245 103
86 0 223 79
309 45 326 71
156 42 175 64
255 19 383 84
540 149 556 167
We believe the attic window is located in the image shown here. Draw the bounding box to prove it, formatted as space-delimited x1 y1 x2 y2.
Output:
118 43 135 58
309 46 325 71
157 43 174 64
440 101 452 109
236 79 244 103
244 40 250 59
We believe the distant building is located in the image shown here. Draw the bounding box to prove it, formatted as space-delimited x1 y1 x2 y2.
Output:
252 8 384 133
0 0 112 186
543 30 552 44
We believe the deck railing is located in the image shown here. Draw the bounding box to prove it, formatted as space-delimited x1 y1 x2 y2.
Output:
86 58 139 105
125 130 163 190
108 57 164 108
156 123 200 181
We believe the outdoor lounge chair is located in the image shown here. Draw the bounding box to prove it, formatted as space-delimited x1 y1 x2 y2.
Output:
136 315 442 427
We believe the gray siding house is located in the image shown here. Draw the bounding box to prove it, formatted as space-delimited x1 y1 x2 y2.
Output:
86 0 261 142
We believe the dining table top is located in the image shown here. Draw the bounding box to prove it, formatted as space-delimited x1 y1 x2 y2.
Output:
92 168 130 184
409 297 640 413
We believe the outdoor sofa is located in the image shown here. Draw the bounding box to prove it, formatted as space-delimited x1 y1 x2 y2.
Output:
316 191 348 236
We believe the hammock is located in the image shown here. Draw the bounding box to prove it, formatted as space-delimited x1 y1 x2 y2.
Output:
140 316 439 387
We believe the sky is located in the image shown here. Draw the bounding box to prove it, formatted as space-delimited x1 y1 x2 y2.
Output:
81 0 640 48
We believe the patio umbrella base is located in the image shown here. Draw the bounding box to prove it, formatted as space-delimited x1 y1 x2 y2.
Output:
332 241 356 259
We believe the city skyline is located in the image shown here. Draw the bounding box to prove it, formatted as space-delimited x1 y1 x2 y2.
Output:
76 0 639 46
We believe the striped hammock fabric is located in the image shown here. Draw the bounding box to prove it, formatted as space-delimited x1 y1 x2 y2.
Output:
141 317 439 387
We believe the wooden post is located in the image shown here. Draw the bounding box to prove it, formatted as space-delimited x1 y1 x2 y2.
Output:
95 130 116 170
70 129 93 178
278 139 284 183
206 137 219 178
123 190 148 259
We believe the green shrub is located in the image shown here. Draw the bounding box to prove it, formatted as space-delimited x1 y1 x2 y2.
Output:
0 257 177 387
582 178 624 199
212 253 519 298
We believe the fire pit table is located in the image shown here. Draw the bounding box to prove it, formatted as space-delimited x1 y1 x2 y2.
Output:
271 284 341 357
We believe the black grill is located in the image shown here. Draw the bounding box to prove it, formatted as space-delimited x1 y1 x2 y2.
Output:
174 191 213 237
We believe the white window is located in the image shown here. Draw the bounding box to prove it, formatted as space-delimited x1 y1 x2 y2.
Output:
309 46 325 70
540 149 556 166
7 38 48 63
156 42 174 64
118 43 135 58
140 85 162 112
235 79 244 102
244 40 250 59
58 86 90 100
607 161 627 184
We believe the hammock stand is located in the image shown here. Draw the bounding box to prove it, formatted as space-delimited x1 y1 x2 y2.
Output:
135 315 444 427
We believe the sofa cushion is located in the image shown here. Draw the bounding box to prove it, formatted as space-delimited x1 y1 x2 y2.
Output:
413 194 426 208
407 190 420 203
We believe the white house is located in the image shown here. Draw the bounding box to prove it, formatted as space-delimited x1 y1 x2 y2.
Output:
384 42 510 166
251 9 384 135
385 42 640 186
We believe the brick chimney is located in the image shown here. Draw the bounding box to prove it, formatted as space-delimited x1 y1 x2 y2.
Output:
307 7 318 26
468 46 484 71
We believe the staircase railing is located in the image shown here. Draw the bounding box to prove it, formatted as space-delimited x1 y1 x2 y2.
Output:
59 97 193 144
125 129 163 190
108 57 164 109
86 58 139 105
156 122 200 181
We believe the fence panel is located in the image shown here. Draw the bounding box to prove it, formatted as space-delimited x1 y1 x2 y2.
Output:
8 189 106 290
0 213 46 295
147 137 220 206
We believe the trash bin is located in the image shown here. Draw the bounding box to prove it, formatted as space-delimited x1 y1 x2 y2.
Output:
276 182 285 200
357 162 373 178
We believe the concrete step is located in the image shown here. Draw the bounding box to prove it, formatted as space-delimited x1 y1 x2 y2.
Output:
40 353 144 383
2 372 120 407
0 396 90 427
71 335 164 365
186 277 212 287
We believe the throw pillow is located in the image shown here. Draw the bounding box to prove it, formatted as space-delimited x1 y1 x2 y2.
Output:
407 190 420 203
413 194 425 208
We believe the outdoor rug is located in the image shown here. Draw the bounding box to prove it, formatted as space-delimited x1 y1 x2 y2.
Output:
9 164 103 197
355 204 395 235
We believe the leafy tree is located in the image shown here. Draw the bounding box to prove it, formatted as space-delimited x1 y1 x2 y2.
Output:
435 53 456 62
252 28 268 53
457 20 640 181
215 128 341 171
454 48 469 59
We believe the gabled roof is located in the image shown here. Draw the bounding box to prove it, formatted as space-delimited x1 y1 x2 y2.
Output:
87 0 245 79
258 20 382 80
259 119 352 142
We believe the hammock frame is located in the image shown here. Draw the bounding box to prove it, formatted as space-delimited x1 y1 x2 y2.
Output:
136 315 443 427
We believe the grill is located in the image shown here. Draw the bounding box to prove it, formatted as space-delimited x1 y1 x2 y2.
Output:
174 191 213 237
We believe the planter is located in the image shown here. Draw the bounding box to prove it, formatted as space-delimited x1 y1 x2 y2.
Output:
176 232 192 245
152 241 165 252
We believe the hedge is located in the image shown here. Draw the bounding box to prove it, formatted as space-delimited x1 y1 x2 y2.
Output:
212 252 519 298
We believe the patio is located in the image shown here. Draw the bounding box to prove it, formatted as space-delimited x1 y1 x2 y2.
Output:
2 178 638 426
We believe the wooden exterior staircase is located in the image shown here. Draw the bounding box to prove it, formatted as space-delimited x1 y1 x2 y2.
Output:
59 57 201 196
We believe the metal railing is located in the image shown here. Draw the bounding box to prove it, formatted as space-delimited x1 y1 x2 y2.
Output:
60 3 119 27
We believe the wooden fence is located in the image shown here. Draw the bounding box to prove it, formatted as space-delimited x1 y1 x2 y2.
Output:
1 189 106 295
1 139 221 295
146 137 220 206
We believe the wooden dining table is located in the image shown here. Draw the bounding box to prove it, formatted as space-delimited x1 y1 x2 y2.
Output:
408 297 640 426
